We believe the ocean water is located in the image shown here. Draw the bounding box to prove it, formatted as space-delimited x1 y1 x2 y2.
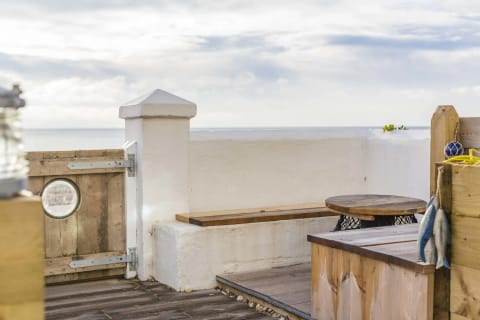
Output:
23 127 430 151
24 129 125 151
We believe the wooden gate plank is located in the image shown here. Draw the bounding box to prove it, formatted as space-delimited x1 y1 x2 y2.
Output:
107 173 125 252
76 174 108 255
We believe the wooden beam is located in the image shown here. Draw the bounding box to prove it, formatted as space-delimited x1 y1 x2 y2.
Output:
430 105 459 196
177 206 338 227
460 117 480 149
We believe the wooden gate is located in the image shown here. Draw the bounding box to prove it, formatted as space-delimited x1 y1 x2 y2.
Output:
27 149 126 284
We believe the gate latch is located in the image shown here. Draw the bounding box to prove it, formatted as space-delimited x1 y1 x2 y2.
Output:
69 248 137 271
68 154 136 177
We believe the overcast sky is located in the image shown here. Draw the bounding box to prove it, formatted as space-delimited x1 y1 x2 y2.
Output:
2 0 480 128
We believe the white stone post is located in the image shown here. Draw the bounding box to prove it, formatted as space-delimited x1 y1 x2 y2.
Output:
119 89 196 280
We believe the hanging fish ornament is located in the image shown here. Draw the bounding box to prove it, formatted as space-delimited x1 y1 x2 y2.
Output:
427 236 437 265
433 208 450 269
418 196 438 263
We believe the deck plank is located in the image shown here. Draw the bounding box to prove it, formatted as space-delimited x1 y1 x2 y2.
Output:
217 263 312 319
46 279 267 320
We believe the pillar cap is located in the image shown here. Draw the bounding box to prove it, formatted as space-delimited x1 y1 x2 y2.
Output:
119 89 197 119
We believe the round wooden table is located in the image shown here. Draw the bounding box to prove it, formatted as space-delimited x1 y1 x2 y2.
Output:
325 194 427 230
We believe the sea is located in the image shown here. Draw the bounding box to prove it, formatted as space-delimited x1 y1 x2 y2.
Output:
23 127 430 151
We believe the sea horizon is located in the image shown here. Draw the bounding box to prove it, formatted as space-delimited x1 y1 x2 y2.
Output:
24 126 430 151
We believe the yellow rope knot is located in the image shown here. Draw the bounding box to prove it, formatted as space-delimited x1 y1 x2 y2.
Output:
444 148 480 165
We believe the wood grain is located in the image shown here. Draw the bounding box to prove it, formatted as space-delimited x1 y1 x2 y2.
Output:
310 242 434 320
45 279 269 320
0 196 44 320
28 149 124 177
308 224 434 274
450 264 480 319
430 105 459 196
45 251 126 276
178 206 338 226
325 194 426 216
460 117 480 149
451 163 480 218
217 264 312 320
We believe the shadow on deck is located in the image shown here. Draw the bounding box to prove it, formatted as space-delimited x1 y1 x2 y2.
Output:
46 279 272 320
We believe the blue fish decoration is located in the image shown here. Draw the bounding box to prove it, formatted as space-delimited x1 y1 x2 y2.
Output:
418 196 438 263
434 208 451 269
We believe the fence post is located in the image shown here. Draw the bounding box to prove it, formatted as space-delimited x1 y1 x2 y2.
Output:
430 105 458 196
119 89 196 280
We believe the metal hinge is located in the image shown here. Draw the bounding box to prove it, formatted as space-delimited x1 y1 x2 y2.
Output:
68 154 136 177
69 248 137 271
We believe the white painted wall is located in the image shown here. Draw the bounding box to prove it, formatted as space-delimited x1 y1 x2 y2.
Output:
188 128 430 212
154 216 339 290
189 131 369 212
366 129 430 201
152 127 430 290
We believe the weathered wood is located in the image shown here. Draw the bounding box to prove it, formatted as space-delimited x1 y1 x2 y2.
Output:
0 196 44 320
434 266 451 320
28 149 125 177
310 242 434 320
217 264 312 320
176 202 335 225
308 223 418 246
107 173 125 252
430 105 459 196
45 251 126 276
325 194 426 216
45 268 125 285
178 206 338 226
308 224 434 274
435 163 453 213
27 149 126 283
450 264 480 319
76 174 108 254
451 215 480 270
45 279 267 320
459 117 480 149
451 163 480 218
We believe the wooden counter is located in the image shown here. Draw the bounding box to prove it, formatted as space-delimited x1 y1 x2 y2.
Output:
0 195 44 320
308 224 436 320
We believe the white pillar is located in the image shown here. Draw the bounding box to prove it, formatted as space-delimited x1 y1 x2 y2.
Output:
119 89 196 280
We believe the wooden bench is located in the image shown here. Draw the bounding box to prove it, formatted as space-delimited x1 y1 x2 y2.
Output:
176 203 339 227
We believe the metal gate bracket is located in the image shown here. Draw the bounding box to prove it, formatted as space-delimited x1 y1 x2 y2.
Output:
68 154 136 177
69 248 137 271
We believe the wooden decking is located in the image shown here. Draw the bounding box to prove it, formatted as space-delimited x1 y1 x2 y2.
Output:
217 264 312 320
46 279 272 320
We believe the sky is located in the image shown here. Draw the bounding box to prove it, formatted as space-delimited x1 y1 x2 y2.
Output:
2 0 480 128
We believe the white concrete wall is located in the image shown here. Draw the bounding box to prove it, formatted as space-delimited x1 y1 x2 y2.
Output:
366 129 430 200
188 128 430 212
154 216 339 290
189 129 369 211
152 127 430 290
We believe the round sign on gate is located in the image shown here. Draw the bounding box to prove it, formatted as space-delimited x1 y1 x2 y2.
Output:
41 179 80 219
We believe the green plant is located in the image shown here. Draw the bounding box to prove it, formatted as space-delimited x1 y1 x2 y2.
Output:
383 124 408 133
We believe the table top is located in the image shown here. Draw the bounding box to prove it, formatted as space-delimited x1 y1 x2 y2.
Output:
307 224 434 274
325 194 427 216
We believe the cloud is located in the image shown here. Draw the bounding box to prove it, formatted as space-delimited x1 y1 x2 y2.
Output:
0 52 126 80
327 34 480 50
2 0 480 128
